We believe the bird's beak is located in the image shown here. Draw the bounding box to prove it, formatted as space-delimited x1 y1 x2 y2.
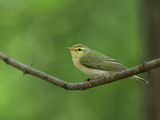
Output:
67 47 74 51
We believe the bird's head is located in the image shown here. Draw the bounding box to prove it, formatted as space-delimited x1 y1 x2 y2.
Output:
68 44 90 59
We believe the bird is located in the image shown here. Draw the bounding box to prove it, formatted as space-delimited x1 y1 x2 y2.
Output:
68 44 148 84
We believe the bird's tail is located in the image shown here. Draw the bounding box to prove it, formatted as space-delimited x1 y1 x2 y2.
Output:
131 75 149 85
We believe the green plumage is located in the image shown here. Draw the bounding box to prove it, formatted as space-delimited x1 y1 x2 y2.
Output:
80 50 126 71
69 44 148 84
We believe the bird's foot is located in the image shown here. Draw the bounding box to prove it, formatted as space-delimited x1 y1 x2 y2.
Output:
86 78 93 81
85 76 104 81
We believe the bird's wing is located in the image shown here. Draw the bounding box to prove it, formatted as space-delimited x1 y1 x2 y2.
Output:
80 50 126 71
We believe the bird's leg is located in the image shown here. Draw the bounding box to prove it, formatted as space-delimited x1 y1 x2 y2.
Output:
85 78 93 81
85 76 104 81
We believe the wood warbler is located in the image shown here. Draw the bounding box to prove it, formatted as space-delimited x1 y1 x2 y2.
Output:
68 44 148 84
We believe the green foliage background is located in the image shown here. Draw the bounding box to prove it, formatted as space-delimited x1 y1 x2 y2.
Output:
0 0 147 120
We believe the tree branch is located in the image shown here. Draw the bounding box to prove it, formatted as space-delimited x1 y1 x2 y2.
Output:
0 52 160 90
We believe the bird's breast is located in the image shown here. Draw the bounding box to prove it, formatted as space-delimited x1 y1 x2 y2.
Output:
72 57 110 77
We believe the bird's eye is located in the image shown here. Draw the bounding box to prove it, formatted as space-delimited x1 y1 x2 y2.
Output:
78 48 82 51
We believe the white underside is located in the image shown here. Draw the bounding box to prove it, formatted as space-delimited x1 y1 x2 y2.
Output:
72 57 114 77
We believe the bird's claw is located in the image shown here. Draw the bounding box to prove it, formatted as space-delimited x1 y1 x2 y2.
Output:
85 76 104 81
86 78 92 81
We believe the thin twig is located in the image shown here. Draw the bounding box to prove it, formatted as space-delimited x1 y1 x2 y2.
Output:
0 52 160 90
